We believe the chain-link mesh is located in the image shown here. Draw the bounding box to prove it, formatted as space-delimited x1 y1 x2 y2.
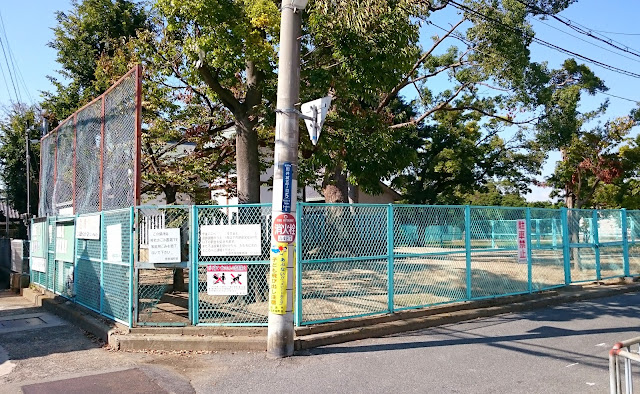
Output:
195 205 271 324
102 209 132 323
75 100 102 214
393 205 465 253
301 204 387 260
53 119 74 214
598 210 624 279
299 204 389 323
39 134 56 217
47 217 55 291
136 206 191 325
102 72 137 211
197 263 269 324
468 207 528 297
628 211 640 275
75 213 102 312
530 209 565 290
393 254 467 310
567 209 598 282
300 259 388 323
38 67 140 217
392 206 466 311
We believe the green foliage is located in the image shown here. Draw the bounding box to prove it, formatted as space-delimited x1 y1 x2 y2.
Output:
0 106 41 215
547 116 635 209
43 0 148 122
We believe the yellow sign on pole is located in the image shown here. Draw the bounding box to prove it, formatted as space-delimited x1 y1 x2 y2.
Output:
269 243 288 314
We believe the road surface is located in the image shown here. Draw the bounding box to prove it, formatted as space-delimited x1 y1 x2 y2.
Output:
1 290 639 393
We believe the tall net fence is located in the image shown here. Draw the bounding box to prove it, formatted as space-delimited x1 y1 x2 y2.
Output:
29 203 640 328
38 66 141 217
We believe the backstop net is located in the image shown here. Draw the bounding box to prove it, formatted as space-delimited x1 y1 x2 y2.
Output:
38 65 141 216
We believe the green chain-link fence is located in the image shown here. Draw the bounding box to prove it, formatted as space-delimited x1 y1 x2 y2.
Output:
29 203 640 328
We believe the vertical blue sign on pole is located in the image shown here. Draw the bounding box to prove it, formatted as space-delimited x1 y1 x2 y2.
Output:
282 162 293 213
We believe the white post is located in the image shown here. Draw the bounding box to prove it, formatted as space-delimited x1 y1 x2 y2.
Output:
267 0 306 358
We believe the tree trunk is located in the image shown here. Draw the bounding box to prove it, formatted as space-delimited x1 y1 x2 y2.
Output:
235 115 261 204
164 185 186 292
322 164 349 203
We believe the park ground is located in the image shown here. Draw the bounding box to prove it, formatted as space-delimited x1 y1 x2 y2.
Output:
1 289 640 393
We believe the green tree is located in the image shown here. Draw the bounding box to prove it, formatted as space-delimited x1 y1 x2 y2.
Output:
297 0 573 202
0 106 41 216
151 0 281 204
547 116 637 209
43 0 148 122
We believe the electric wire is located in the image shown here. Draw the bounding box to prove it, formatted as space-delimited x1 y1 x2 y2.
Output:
0 34 20 104
447 0 640 79
512 0 640 58
0 11 33 105
531 17 640 65
427 21 640 104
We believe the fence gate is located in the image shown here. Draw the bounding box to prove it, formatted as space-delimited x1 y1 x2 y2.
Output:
134 206 191 326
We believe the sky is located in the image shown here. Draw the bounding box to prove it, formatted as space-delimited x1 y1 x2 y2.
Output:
0 0 638 202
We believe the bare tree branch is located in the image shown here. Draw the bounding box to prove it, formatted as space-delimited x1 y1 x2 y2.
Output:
390 82 469 128
377 18 465 113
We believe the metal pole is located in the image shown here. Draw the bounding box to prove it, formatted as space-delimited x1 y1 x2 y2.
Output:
267 0 305 358
25 126 30 239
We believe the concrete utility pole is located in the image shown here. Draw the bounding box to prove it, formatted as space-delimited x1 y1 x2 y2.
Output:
267 0 307 358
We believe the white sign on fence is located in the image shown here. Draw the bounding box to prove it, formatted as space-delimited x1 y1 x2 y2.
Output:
148 228 181 263
200 224 262 256
206 264 248 295
76 214 101 240
106 224 122 262
517 219 528 263
31 257 46 272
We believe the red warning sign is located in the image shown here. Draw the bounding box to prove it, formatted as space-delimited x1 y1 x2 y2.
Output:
273 213 296 244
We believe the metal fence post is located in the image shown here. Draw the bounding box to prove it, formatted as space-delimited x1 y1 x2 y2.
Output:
387 204 395 314
73 214 80 302
294 202 303 326
465 205 472 300
490 220 495 249
191 205 199 325
561 207 571 285
100 211 104 313
622 208 630 277
526 208 533 293
593 210 601 281
129 206 135 327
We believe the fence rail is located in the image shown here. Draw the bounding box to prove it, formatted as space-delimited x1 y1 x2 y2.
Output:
29 203 640 327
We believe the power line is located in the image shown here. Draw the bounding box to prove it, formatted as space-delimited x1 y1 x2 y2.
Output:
429 21 640 104
447 0 640 79
589 30 640 37
512 0 640 59
0 11 32 105
599 91 640 104
0 35 20 103
531 18 640 65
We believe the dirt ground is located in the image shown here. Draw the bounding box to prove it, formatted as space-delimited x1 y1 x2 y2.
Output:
135 244 627 326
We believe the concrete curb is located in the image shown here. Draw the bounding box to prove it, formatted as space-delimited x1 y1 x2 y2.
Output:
21 287 126 346
115 333 266 352
294 280 640 350
21 280 640 353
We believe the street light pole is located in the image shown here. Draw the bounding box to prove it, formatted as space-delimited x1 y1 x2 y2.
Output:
267 0 306 358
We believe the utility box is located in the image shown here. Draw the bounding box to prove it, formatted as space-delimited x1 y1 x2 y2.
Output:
10 240 29 274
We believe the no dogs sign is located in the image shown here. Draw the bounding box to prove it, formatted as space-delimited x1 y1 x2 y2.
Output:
206 264 248 295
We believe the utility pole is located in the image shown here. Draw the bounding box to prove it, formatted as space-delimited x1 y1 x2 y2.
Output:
267 0 307 358
25 127 30 221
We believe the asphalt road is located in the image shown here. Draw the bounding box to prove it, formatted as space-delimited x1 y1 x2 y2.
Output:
2 290 640 393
